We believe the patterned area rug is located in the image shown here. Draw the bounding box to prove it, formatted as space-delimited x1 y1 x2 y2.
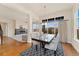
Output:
20 43 64 56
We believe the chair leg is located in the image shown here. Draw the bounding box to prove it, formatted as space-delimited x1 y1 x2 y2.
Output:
36 45 37 51
31 42 33 47
44 48 46 55
54 51 56 56
1 35 3 45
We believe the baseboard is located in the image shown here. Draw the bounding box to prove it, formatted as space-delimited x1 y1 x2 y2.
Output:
71 43 79 53
71 39 79 53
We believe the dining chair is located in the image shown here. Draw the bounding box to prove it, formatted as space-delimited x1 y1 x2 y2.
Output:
45 33 60 56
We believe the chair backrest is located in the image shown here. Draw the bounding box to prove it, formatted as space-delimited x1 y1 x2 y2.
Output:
45 33 60 51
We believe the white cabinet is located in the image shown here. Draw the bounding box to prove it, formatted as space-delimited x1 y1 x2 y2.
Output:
14 34 28 42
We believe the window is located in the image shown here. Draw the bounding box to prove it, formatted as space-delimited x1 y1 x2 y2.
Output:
32 23 39 32
42 16 64 34
76 9 79 39
42 21 48 33
47 20 58 34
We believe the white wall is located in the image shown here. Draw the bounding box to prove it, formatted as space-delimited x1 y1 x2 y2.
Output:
0 17 15 37
16 20 28 29
7 20 15 37
41 8 73 20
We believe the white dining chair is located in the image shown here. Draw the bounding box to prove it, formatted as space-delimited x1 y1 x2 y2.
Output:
45 33 60 55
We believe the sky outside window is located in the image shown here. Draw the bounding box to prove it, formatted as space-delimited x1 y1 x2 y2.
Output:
76 9 79 28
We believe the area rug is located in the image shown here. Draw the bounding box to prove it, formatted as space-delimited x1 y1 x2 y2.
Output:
20 42 64 56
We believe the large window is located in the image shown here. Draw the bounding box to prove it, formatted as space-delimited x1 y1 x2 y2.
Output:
76 9 79 39
42 20 58 34
42 16 64 34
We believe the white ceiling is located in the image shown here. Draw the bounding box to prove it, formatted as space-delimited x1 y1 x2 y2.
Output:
0 3 76 20
19 3 75 16
0 4 29 20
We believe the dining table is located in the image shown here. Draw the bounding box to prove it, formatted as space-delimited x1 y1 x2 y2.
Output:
32 34 55 55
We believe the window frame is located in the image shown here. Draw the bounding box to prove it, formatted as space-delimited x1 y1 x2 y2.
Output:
75 8 79 40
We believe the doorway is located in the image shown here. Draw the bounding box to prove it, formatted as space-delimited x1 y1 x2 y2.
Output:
0 22 8 44
0 22 8 36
